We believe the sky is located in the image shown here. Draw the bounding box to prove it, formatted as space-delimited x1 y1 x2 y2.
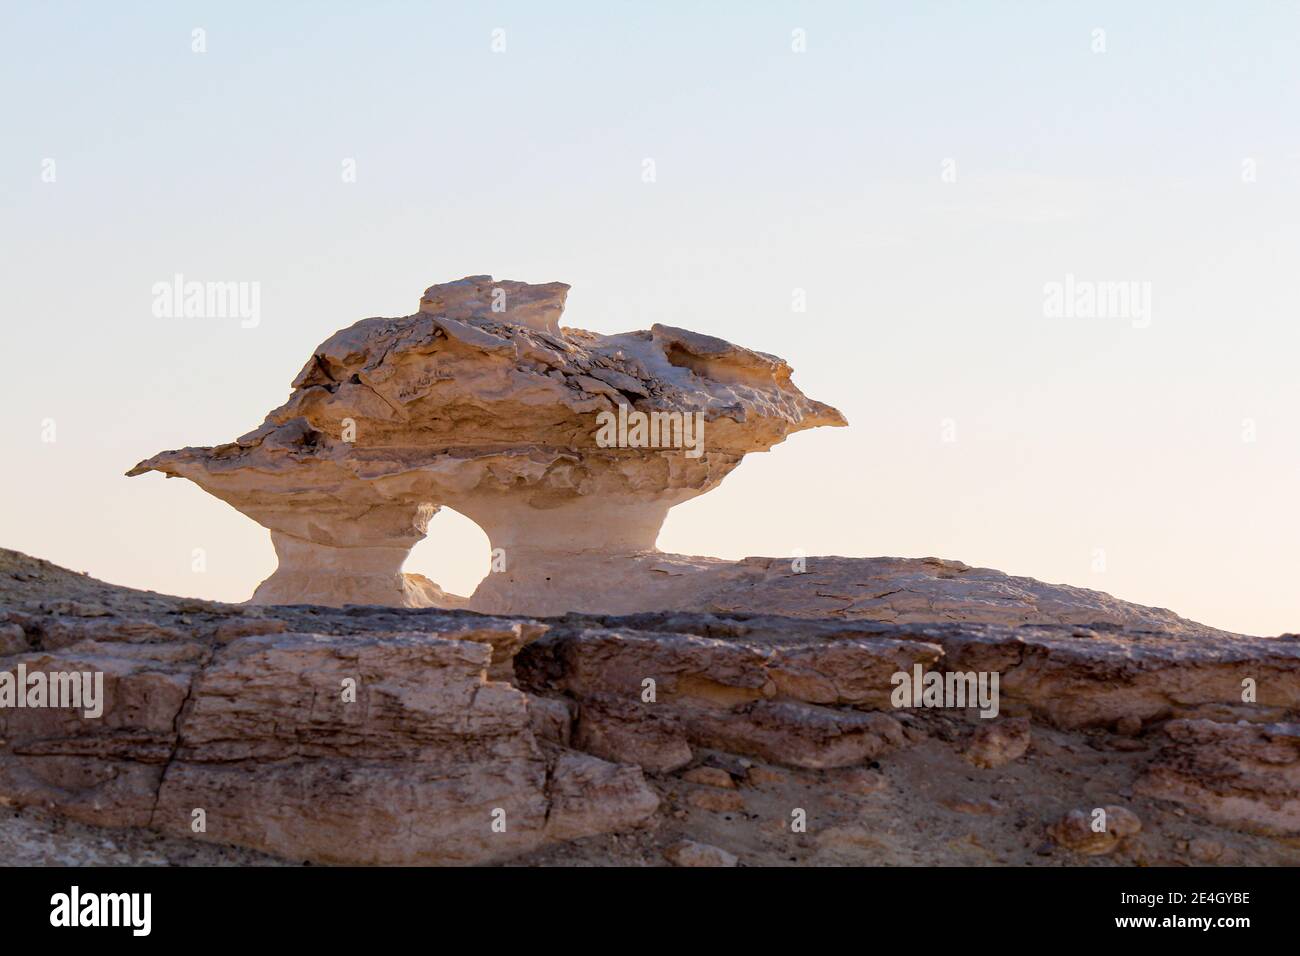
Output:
1 1 1297 636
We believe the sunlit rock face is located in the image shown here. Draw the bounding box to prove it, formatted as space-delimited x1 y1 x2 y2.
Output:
128 276 845 611
6 545 1291 866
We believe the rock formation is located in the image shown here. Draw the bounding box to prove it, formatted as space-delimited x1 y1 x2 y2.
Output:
128 275 1249 633
0 551 657 864
128 276 845 612
13 275 1293 868
2 547 1297 866
1136 719 1300 835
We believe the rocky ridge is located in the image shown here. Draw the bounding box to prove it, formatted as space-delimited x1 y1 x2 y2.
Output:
1 547 1296 866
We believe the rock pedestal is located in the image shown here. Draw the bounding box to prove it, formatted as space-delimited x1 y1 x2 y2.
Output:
249 533 451 608
129 276 845 611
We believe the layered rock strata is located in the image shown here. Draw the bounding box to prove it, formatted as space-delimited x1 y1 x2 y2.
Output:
2 547 1298 865
0 608 656 863
1136 719 1300 835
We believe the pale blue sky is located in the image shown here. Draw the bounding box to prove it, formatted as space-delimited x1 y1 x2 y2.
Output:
2 2 1297 634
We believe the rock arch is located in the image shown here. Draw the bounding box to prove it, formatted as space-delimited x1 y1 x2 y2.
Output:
128 276 846 612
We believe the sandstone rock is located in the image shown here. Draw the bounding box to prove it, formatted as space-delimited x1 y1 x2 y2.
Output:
519 625 780 704
612 554 1241 635
832 767 889 794
1048 806 1141 855
521 610 1300 734
512 608 1300 771
697 752 751 777
681 766 736 789
965 717 1031 768
745 764 791 786
542 751 660 845
816 825 883 854
1115 715 1143 736
1186 837 1228 863
685 701 906 770
1107 737 1148 753
766 636 943 708
128 276 844 612
0 643 200 828
118 275 1285 648
664 840 738 867
526 695 573 746
4 546 1299 868
0 621 657 864
685 787 745 813
1135 719 1300 834
44 601 112 618
572 695 693 773
942 798 1003 815
212 617 289 642
37 616 187 650
518 623 918 768
0 624 27 655
905 620 1300 730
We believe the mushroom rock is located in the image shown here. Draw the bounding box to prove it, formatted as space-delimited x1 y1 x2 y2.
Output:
128 276 846 612
127 416 450 608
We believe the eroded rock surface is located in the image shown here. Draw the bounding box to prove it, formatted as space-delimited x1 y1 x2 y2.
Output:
965 717 1031 768
629 554 1238 635
1048 806 1142 856
0 555 658 864
0 634 660 865
128 276 844 611
1136 719 1300 835
2 547 1297 866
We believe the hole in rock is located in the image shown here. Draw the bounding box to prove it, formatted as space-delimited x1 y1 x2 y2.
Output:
403 507 492 600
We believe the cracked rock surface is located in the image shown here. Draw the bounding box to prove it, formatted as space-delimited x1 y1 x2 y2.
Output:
2 547 1297 866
